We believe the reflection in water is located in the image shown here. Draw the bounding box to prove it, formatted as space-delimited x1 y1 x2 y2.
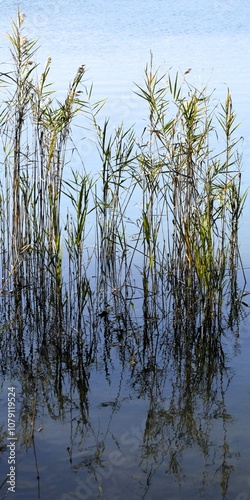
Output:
0 250 247 499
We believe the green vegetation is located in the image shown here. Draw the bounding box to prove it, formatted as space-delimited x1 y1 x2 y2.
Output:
0 11 248 337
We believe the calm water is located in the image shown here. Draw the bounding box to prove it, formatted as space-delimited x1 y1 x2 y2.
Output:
1 1 250 499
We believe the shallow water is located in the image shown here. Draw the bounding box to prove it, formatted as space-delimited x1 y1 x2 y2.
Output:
0 1 250 499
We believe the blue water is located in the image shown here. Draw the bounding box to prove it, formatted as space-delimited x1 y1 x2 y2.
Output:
0 2 250 499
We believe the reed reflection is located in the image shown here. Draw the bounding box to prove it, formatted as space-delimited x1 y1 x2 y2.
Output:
0 252 246 499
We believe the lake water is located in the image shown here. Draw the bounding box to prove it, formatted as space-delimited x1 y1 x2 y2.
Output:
0 1 250 499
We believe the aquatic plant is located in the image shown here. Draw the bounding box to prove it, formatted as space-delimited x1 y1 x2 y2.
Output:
0 12 248 341
133 58 247 328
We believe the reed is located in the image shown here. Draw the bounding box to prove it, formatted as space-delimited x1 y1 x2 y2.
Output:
133 59 247 327
0 11 248 341
94 118 137 295
0 11 97 302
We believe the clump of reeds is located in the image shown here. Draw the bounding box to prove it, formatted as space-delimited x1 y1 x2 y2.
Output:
133 57 247 328
0 12 247 340
0 10 100 302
